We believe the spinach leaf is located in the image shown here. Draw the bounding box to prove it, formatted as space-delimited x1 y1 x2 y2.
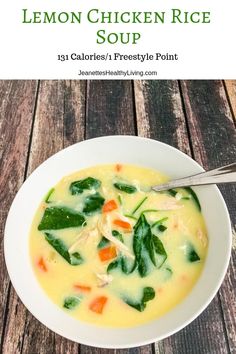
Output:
107 255 134 275
133 214 155 275
97 236 110 249
70 177 101 195
98 230 123 250
44 188 55 203
133 214 168 274
137 256 149 277
133 214 149 263
123 287 155 312
63 296 81 309
112 230 124 243
45 232 83 265
107 259 120 273
187 244 200 262
184 187 201 212
120 256 134 274
113 182 137 194
38 206 86 230
152 235 167 268
158 224 167 232
82 192 105 215
167 189 178 197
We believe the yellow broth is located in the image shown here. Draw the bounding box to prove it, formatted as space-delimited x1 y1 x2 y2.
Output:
29 164 208 327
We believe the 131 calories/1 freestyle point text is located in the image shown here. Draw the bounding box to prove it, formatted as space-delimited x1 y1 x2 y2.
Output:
57 52 178 62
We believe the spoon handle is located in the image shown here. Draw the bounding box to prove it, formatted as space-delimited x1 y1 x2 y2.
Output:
152 162 236 192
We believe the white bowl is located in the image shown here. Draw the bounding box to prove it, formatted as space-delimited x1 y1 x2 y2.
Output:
4 136 232 348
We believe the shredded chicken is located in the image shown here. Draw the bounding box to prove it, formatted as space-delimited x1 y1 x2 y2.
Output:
68 228 98 253
95 273 113 287
97 215 135 259
102 186 108 196
172 215 188 233
157 198 183 210
196 228 208 248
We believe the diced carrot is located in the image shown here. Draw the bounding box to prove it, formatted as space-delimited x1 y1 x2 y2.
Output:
37 257 47 272
98 245 117 262
102 199 118 213
113 219 132 231
115 164 122 172
74 284 91 292
89 296 108 314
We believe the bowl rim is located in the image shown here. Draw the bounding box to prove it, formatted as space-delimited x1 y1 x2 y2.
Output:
4 135 232 348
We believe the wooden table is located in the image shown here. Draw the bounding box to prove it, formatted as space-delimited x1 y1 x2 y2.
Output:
0 80 235 354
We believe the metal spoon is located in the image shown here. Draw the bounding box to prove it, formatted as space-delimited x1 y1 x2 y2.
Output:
152 162 236 192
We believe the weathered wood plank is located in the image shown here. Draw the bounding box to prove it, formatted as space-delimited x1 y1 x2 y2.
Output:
0 80 39 353
180 80 236 354
224 80 236 122
85 80 136 137
134 80 191 155
80 80 152 354
1 80 85 354
134 80 230 354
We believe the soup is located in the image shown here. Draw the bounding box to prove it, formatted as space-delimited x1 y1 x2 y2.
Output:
29 164 208 327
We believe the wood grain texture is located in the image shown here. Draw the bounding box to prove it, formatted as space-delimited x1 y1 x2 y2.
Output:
134 80 191 155
0 81 39 353
1 80 86 354
134 80 231 354
0 80 235 354
180 80 236 354
224 80 236 122
85 80 136 138
80 80 152 354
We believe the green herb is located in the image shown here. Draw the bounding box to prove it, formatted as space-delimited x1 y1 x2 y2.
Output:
151 217 168 229
118 194 123 205
123 287 155 312
124 214 138 221
163 266 173 280
113 182 137 194
141 209 159 214
38 206 86 230
63 296 81 309
187 244 200 262
112 230 124 243
97 236 110 249
132 196 148 215
45 232 83 265
181 197 191 200
158 224 167 232
44 188 55 203
184 187 201 211
152 235 167 268
70 177 101 195
167 189 178 197
82 192 105 215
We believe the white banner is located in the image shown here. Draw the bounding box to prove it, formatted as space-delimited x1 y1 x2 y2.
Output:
0 0 235 79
